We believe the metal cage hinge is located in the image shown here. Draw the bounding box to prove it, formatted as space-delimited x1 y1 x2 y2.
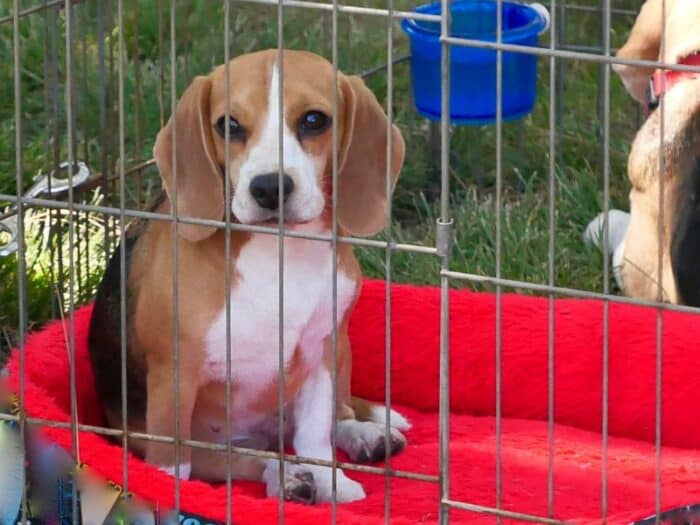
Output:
435 218 454 258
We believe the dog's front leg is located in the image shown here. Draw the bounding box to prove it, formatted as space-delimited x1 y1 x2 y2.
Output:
293 364 366 503
145 360 198 480
262 362 366 504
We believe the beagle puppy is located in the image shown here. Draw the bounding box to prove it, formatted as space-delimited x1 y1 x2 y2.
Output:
88 49 409 504
584 0 700 305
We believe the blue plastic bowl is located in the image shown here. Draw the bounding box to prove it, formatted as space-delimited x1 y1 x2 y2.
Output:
401 0 548 125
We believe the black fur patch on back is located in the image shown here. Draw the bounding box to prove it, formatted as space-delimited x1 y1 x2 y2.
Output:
88 233 147 423
87 192 167 424
671 157 700 307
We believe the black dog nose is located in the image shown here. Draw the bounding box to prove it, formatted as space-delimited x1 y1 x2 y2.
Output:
249 173 294 210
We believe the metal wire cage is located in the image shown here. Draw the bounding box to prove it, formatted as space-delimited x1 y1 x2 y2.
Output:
3 0 696 523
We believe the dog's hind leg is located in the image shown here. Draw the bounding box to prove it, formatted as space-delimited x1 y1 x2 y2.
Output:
332 321 410 464
349 396 411 432
336 396 410 464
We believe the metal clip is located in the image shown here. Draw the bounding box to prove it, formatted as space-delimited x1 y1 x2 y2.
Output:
0 161 91 257
435 217 454 258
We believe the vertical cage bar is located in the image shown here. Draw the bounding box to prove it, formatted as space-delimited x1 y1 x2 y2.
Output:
97 0 110 258
438 0 452 523
42 0 58 321
12 0 28 520
655 1 667 522
133 0 144 208
81 3 89 167
53 2 65 313
81 0 90 303
117 0 129 496
111 0 119 252
64 0 81 521
600 0 611 520
78 2 86 303
52 3 66 306
224 2 234 524
158 0 166 128
546 0 557 517
276 2 286 522
494 0 504 521
76 209 82 301
384 0 395 522
169 0 183 513
330 0 340 521
108 1 117 250
554 0 566 149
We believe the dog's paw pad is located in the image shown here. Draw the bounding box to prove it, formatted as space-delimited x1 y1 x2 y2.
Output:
339 420 407 463
264 461 318 504
285 471 316 505
360 433 405 463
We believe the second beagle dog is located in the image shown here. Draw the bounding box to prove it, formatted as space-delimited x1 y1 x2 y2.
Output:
585 0 700 305
88 49 409 504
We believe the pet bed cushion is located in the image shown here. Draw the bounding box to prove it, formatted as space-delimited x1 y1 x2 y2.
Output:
4 279 700 524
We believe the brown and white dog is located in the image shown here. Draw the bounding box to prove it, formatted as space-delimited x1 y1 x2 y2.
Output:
88 49 409 504
584 0 700 305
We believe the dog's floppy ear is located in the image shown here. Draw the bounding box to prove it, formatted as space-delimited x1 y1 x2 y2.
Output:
153 75 223 242
337 74 405 237
614 0 663 104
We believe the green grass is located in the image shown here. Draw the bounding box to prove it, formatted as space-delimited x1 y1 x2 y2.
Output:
0 0 644 355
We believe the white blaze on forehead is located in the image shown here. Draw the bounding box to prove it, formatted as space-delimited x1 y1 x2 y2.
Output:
263 60 282 156
231 61 325 224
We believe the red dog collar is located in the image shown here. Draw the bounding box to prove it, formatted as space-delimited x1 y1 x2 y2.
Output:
646 52 700 114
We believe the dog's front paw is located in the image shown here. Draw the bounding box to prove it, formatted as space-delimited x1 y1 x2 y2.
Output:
263 461 366 504
313 469 366 503
263 461 317 505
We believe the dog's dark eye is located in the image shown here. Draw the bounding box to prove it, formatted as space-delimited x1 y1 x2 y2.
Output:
215 115 245 141
299 111 330 137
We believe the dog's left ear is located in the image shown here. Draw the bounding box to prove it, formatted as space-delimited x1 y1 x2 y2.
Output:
153 75 224 242
337 74 405 237
614 0 663 104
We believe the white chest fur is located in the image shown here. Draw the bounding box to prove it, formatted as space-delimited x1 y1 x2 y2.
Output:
203 226 356 399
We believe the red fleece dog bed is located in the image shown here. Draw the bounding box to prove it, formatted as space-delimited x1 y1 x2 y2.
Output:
5 280 700 524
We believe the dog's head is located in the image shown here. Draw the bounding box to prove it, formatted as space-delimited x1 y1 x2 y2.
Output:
153 49 405 242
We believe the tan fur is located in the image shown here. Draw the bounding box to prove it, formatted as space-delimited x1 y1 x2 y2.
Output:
113 49 405 483
612 0 700 304
615 0 700 103
337 75 405 236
